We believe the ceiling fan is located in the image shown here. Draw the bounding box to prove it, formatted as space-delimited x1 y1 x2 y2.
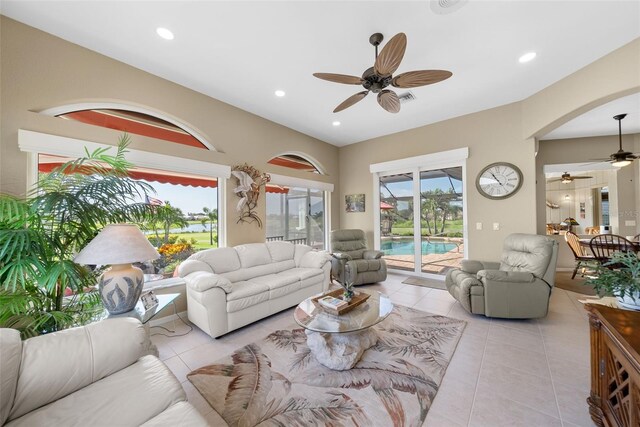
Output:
548 172 593 184
313 32 452 114
591 114 639 167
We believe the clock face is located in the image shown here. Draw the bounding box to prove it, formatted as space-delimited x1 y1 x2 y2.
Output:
476 163 522 199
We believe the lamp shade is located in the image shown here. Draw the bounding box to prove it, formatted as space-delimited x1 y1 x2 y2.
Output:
74 224 159 265
561 217 580 226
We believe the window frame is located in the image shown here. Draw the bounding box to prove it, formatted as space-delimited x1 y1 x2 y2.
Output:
19 129 230 250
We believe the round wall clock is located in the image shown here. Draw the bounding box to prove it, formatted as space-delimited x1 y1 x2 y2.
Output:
476 162 523 200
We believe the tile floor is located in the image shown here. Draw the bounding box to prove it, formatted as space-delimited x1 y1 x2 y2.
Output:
151 272 595 427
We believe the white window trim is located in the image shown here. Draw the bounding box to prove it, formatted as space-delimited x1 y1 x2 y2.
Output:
19 130 230 190
269 173 334 192
371 147 469 280
370 147 469 174
38 102 216 152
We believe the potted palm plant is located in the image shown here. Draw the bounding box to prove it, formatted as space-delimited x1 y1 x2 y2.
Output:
0 135 155 337
586 251 640 310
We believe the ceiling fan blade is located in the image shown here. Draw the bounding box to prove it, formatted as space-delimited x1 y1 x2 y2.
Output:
392 70 453 88
377 90 401 113
333 91 369 113
572 176 594 180
313 73 363 85
374 33 407 77
547 178 563 183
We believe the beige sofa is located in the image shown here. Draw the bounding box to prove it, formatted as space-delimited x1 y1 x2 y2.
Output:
0 318 207 427
178 241 331 338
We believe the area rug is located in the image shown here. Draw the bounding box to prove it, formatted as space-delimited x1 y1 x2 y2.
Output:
554 271 597 296
188 305 465 427
401 276 447 290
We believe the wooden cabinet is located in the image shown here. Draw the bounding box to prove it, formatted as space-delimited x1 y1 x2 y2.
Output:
585 304 640 427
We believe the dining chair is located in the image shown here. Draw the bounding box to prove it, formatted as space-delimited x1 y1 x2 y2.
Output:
633 234 640 242
565 231 596 279
589 234 637 267
584 226 600 235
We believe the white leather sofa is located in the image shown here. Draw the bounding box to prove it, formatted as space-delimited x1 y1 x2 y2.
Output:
0 318 207 427
178 241 331 338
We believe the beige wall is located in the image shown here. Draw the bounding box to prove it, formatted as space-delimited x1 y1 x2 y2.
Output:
0 17 340 246
339 38 640 261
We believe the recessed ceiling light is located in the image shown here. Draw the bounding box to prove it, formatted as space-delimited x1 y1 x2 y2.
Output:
274 90 286 97
156 27 174 40
519 52 537 63
332 121 341 127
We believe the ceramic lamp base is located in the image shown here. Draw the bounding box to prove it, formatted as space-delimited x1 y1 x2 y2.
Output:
99 264 144 314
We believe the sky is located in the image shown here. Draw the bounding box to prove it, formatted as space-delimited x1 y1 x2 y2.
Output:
141 181 217 214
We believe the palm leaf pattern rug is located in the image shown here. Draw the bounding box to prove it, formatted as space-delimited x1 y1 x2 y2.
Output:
188 305 465 427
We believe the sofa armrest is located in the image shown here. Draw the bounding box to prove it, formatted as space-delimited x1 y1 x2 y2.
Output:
460 260 500 274
183 271 232 293
177 259 213 277
9 318 148 420
477 270 535 283
363 250 383 260
299 250 332 269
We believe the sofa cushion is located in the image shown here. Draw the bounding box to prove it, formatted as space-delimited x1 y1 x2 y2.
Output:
221 263 275 284
226 281 270 313
0 329 21 426
279 267 324 282
140 401 208 427
248 274 300 299
236 243 272 268
190 247 241 274
294 244 312 266
184 271 233 293
266 241 295 262
352 259 382 273
499 233 554 278
9 318 147 420
5 356 185 427
271 259 297 274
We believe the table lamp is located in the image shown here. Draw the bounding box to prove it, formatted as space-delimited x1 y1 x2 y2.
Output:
561 217 580 233
75 224 159 314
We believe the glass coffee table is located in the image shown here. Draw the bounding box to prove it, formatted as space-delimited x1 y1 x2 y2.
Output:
294 289 393 370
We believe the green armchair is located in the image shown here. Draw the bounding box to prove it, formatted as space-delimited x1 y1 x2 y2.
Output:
330 229 387 286
445 233 558 319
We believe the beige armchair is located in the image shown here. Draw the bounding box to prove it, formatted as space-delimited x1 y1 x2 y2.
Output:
331 229 387 286
445 233 558 319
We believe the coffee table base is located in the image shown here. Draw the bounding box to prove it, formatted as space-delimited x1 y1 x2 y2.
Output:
305 328 378 370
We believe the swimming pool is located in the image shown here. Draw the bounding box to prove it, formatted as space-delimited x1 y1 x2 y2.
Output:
380 239 458 255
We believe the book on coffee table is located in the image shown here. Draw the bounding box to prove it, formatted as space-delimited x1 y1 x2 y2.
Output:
318 296 348 310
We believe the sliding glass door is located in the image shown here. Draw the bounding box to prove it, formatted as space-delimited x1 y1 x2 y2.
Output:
266 186 326 249
378 166 465 278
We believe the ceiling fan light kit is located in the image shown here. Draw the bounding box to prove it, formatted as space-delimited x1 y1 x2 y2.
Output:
610 113 637 168
313 32 452 114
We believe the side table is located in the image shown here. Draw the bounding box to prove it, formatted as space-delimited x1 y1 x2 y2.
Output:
106 293 180 357
584 304 640 427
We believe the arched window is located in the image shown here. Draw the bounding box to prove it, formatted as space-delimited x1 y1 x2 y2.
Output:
40 102 215 151
267 153 324 174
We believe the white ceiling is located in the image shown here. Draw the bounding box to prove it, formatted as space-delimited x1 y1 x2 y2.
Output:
542 92 640 140
2 1 640 147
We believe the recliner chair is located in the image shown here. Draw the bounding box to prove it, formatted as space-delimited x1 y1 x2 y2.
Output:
330 229 387 286
445 233 558 319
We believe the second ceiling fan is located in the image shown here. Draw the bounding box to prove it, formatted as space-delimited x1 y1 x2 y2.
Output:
313 32 452 114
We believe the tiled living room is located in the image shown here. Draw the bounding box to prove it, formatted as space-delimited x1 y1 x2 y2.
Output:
1 1 639 427
153 272 593 426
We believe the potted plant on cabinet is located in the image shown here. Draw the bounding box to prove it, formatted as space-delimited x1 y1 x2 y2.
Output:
586 251 640 310
0 135 155 337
